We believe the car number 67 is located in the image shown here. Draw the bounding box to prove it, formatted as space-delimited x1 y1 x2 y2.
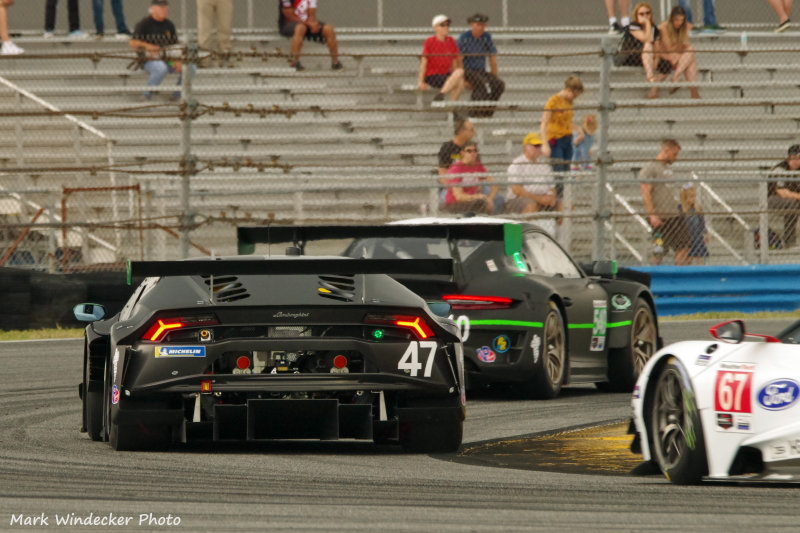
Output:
398 341 438 377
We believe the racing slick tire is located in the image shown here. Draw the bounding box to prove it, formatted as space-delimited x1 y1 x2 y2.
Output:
649 357 708 484
604 299 657 392
521 302 566 399
399 416 463 453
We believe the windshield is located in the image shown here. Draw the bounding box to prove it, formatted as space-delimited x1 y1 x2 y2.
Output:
345 237 484 261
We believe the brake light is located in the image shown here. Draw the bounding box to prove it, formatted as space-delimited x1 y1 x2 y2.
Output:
143 315 219 341
441 294 514 310
364 314 434 340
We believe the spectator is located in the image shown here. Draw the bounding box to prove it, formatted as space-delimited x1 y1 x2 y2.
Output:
619 2 672 99
658 6 700 99
605 0 631 33
129 0 187 101
767 144 800 247
457 13 505 117
677 0 724 33
93 0 131 39
639 139 690 265
540 76 583 195
0 0 23 55
679 183 709 264
197 0 233 67
444 141 498 215
437 118 475 202
418 14 465 102
572 114 597 170
504 133 557 214
44 0 89 38
279 0 341 71
766 0 792 32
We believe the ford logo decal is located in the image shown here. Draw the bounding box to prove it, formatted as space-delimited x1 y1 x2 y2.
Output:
757 379 800 411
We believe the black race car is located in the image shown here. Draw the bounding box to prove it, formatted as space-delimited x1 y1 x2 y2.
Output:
237 218 661 398
74 257 465 452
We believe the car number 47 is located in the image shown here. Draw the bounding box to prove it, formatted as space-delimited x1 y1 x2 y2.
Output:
398 341 438 377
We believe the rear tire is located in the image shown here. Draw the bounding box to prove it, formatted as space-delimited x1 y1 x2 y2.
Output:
606 299 657 392
522 302 566 399
399 417 463 453
649 357 707 484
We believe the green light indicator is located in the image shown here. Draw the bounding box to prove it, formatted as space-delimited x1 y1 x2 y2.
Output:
513 252 528 272
373 329 384 340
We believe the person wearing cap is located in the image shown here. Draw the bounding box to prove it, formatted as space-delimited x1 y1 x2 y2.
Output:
504 133 557 215
457 13 505 118
278 0 341 72
418 14 465 102
129 0 185 101
444 141 498 215
540 76 584 194
196 0 233 67
767 144 800 247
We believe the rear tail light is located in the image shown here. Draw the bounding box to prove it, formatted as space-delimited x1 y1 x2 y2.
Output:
441 294 514 310
143 315 219 341
364 314 434 340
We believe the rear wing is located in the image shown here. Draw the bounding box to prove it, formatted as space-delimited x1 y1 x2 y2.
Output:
127 258 453 285
236 224 523 256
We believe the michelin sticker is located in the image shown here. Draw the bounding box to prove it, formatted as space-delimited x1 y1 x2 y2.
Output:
591 299 607 351
156 346 206 358
531 334 541 364
112 348 120 382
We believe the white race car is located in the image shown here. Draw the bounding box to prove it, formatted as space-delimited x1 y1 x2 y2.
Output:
631 319 800 484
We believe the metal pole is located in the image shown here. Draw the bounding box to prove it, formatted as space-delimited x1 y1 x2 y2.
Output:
248 0 253 31
377 0 383 30
594 36 615 261
179 44 198 259
502 0 508 28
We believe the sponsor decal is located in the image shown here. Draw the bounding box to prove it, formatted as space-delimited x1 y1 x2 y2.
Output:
632 385 640 399
492 335 510 354
485 259 498 272
758 379 800 411
765 439 800 462
611 294 631 311
477 346 496 363
695 354 712 366
590 300 607 351
111 385 119 405
112 349 120 382
531 334 541 364
272 311 310 319
714 365 754 413
717 413 733 430
155 346 206 358
715 413 752 433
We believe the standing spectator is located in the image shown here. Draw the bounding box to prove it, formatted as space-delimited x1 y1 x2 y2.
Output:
44 0 89 38
604 0 630 33
279 0 341 72
572 114 597 170
766 0 792 32
767 144 800 247
639 139 690 265
658 6 700 99
504 133 557 214
620 2 672 99
418 14 465 102
130 0 186 101
197 0 233 66
93 0 131 39
457 13 505 118
540 76 583 195
677 0 724 33
444 141 498 215
0 0 23 55
679 183 709 264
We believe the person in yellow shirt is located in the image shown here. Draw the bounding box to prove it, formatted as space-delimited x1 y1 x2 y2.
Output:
540 76 583 197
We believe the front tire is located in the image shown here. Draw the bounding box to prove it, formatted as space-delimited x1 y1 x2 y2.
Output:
606 299 657 391
649 357 707 484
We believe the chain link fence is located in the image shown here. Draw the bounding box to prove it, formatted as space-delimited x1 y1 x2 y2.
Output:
1 23 799 272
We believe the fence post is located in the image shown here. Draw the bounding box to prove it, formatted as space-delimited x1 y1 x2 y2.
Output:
179 44 198 259
594 36 615 261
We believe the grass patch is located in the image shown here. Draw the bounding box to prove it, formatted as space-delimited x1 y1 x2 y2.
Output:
0 327 84 341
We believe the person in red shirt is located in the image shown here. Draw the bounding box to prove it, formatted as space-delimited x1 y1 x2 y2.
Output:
444 141 498 214
417 14 464 102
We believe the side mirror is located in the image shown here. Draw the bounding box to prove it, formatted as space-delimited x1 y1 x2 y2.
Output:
73 303 106 322
710 320 744 344
427 301 451 318
592 260 617 279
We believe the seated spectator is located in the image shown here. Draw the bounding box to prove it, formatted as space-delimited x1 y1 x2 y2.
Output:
572 114 597 170
767 144 800 247
1 0 23 55
657 6 700 99
129 0 189 101
444 141 498 214
618 2 672 98
278 0 341 71
418 14 465 102
457 13 505 117
504 133 557 214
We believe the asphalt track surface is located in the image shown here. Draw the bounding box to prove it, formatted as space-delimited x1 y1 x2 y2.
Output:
2 319 799 532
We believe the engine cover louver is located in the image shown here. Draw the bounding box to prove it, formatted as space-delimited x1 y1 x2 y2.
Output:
202 275 251 302
317 274 355 302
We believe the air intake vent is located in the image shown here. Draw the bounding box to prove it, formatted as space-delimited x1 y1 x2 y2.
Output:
318 274 355 302
202 275 251 302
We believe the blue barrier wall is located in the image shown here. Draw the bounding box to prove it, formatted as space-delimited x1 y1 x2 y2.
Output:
632 265 800 316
